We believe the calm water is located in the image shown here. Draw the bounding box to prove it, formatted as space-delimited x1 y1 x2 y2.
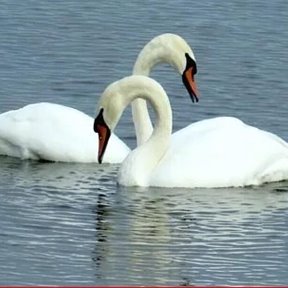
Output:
0 0 288 285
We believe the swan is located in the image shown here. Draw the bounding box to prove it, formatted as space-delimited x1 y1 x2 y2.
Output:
94 75 288 188
0 103 129 163
0 33 197 163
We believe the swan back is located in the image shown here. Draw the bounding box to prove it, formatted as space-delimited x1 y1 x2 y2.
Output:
0 103 129 163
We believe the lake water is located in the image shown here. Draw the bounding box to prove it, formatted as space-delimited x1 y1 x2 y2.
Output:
0 0 288 285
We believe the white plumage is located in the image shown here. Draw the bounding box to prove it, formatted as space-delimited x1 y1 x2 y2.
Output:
0 102 129 163
96 75 288 188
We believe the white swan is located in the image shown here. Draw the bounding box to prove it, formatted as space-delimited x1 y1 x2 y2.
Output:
94 75 288 188
0 33 197 163
0 103 129 163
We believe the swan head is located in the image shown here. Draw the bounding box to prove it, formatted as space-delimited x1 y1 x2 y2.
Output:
93 81 125 163
133 33 199 102
94 75 171 164
93 76 144 163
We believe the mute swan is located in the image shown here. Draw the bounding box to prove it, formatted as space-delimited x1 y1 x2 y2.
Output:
0 33 197 163
94 75 288 188
0 103 129 163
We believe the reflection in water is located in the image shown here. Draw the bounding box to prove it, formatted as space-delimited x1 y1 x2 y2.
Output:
0 155 288 284
92 192 110 279
87 181 288 285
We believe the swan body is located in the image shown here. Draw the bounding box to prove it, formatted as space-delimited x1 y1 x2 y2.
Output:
152 117 288 187
94 75 288 188
0 33 197 162
0 103 129 163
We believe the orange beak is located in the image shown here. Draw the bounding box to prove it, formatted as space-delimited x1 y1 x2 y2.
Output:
183 66 199 103
93 109 111 164
96 124 110 164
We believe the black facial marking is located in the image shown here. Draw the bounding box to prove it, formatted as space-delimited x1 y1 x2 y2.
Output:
184 53 197 75
93 108 106 133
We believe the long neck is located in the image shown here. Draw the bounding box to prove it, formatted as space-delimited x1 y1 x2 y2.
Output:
131 35 182 146
116 77 173 186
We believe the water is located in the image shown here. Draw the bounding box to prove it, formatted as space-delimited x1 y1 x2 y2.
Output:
0 0 288 285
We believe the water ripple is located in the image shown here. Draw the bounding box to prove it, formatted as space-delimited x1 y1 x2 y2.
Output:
1 0 288 285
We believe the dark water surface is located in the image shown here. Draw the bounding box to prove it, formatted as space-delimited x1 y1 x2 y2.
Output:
0 0 288 285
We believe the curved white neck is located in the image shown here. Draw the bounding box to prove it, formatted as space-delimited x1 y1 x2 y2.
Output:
103 76 172 186
131 34 192 146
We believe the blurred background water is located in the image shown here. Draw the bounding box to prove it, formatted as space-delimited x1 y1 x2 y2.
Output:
0 0 288 285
